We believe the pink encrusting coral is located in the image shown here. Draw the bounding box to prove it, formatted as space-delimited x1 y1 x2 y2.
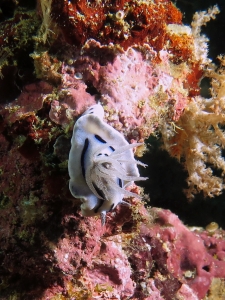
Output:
1 81 53 124
49 40 189 141
39 204 225 300
49 74 96 128
145 209 225 299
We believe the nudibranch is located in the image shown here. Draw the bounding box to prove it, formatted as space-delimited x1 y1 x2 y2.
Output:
68 103 148 225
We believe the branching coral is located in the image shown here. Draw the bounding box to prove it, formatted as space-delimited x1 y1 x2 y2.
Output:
161 55 225 198
159 6 225 199
208 55 225 114
191 5 220 64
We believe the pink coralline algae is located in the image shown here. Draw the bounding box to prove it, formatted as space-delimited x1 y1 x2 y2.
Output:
49 64 96 128
144 209 225 299
1 81 53 123
49 40 188 141
39 205 225 300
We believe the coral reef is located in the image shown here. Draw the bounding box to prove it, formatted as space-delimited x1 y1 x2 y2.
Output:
0 0 39 101
161 53 225 198
50 0 182 50
0 0 225 299
37 205 225 299
48 40 190 142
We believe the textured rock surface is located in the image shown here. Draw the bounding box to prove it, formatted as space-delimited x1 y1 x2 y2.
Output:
0 1 225 299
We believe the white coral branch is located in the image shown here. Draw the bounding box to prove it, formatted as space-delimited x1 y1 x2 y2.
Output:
191 5 220 64
161 63 225 198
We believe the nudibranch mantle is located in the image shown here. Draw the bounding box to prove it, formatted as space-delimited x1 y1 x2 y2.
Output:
68 103 148 225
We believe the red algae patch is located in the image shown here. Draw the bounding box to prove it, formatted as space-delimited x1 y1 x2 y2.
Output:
51 0 182 51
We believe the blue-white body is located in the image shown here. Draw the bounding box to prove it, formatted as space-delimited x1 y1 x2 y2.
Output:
68 103 147 225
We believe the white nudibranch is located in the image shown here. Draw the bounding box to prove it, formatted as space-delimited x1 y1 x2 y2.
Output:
68 103 148 225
